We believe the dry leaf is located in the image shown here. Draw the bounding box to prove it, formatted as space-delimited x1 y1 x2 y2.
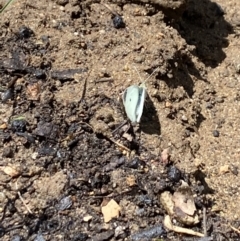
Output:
101 199 121 223
172 182 196 216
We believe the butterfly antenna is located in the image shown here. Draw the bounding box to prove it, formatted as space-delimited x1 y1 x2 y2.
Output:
143 67 159 84
133 66 144 83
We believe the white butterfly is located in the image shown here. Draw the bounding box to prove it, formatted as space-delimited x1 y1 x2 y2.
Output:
122 67 159 123
123 84 147 123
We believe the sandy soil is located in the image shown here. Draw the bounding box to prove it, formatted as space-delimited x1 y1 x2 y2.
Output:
0 0 240 240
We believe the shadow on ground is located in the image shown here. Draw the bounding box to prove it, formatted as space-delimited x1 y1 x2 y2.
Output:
173 0 232 68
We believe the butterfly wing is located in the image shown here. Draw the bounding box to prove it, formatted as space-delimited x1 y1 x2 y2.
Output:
123 85 140 123
136 86 147 123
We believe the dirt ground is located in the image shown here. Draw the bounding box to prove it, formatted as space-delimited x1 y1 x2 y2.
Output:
0 0 240 240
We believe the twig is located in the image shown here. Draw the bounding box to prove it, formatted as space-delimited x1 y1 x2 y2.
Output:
163 215 204 237
112 120 128 134
17 191 33 214
108 137 131 153
230 225 240 234
203 207 207 236
16 180 33 214
0 0 15 14
95 77 113 83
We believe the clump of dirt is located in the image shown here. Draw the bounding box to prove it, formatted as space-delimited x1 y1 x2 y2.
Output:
0 0 240 240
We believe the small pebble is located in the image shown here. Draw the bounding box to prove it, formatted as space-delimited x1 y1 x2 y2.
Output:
11 235 22 241
34 69 46 79
83 214 92 222
115 226 126 238
31 152 38 160
215 97 224 103
230 165 238 175
56 196 72 211
128 157 146 169
11 119 27 133
112 15 125 28
1 88 14 102
56 0 69 6
18 26 33 38
206 102 213 109
181 115 188 122
167 166 182 183
219 165 229 174
131 225 167 241
2 147 13 158
34 234 45 241
213 130 219 137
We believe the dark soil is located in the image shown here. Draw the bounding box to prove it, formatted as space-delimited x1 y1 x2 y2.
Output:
0 0 240 240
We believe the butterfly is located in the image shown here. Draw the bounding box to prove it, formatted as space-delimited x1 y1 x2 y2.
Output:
122 67 159 123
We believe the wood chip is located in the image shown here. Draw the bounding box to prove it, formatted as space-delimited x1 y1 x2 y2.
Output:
163 215 204 237
101 199 121 223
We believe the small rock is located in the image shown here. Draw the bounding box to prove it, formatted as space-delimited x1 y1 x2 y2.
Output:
212 130 219 137
161 148 170 164
0 165 20 177
56 0 69 6
26 82 41 101
71 233 88 241
215 97 224 103
230 165 238 175
167 166 182 183
34 233 45 241
31 152 38 160
0 123 8 129
126 175 136 187
112 15 125 29
131 225 167 241
194 159 205 169
128 157 146 169
91 230 114 241
1 88 14 102
34 69 46 79
56 196 72 211
11 118 27 133
83 214 93 222
11 235 22 241
115 226 125 238
18 26 33 38
181 115 188 122
206 102 213 109
219 165 229 174
165 101 172 108
2 147 13 158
